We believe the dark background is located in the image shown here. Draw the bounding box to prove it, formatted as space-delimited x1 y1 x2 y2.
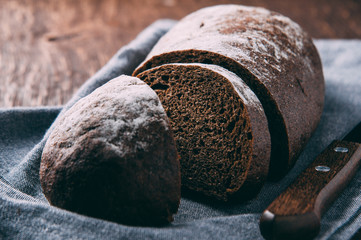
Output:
1 0 360 107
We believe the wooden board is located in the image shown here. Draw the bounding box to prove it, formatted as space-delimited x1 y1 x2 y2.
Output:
1 0 360 107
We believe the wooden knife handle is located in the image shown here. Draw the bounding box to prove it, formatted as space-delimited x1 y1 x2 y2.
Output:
260 140 361 240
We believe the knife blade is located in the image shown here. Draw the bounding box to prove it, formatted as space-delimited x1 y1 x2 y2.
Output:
259 121 361 240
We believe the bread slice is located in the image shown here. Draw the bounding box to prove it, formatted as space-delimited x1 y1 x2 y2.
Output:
40 75 181 226
137 63 271 201
133 5 325 178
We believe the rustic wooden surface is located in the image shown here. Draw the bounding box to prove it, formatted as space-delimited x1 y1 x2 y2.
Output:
1 0 361 108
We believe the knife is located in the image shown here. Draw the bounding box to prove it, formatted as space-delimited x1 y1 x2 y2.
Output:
260 121 361 240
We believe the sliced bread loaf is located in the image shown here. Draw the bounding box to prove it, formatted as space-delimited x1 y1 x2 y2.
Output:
133 5 325 178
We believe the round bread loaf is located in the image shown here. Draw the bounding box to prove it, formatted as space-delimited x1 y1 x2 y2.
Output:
133 5 325 178
137 63 271 201
40 75 181 226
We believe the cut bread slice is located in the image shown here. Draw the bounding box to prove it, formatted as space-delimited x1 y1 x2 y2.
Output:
137 63 271 201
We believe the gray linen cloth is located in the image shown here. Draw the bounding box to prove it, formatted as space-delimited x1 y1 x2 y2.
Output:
1 19 361 239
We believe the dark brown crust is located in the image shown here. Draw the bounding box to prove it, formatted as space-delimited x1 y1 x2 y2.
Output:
133 5 325 179
40 76 181 226
137 63 271 201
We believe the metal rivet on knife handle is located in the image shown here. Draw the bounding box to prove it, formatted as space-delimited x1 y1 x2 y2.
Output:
334 146 349 153
315 165 330 172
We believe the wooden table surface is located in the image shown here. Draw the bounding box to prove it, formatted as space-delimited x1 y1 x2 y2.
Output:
1 0 361 108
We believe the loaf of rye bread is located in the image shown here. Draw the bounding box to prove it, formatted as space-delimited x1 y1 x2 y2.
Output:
138 63 271 201
133 5 325 178
40 76 181 226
